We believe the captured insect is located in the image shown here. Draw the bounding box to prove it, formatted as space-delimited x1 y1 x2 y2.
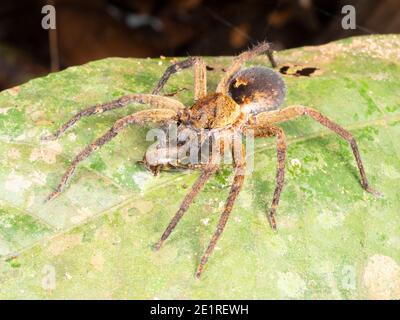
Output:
43 42 380 278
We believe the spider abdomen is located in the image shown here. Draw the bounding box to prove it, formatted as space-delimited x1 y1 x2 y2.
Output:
228 67 286 115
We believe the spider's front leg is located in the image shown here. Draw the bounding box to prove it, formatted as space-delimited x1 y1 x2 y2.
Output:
154 136 224 249
45 108 178 202
152 57 207 101
195 137 246 278
255 105 382 197
42 94 184 141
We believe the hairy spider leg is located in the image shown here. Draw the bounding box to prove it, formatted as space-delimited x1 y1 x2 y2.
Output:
254 105 382 197
195 138 246 278
248 125 287 230
154 160 219 251
42 94 184 141
154 137 226 249
152 57 207 100
45 109 178 202
216 41 277 94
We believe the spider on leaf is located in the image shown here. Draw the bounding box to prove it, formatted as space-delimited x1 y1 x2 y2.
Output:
43 42 381 278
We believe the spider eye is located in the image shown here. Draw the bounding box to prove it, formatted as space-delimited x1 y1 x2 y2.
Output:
228 67 286 115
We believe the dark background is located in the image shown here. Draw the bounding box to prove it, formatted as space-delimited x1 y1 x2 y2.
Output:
0 0 399 90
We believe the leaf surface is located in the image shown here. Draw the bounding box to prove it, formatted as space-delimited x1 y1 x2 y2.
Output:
0 35 399 299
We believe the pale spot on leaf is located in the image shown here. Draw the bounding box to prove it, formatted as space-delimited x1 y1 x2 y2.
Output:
277 272 307 298
132 171 152 192
29 170 47 186
70 207 93 224
26 193 35 208
64 273 72 280
317 209 345 229
90 252 105 271
30 140 63 164
0 107 11 115
267 236 288 256
7 148 21 160
30 110 45 122
362 254 400 299
47 234 82 256
290 158 301 168
132 200 153 215
5 172 32 193
68 133 77 142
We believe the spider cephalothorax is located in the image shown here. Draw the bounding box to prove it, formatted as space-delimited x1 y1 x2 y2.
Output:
181 92 241 129
43 42 380 278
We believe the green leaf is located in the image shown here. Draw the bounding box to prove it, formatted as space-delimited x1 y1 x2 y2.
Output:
0 35 400 299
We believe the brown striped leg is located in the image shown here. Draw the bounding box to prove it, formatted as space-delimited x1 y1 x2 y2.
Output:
304 107 381 196
42 94 184 141
154 138 223 250
216 41 276 94
252 126 287 230
152 57 207 100
253 105 381 197
154 162 219 251
45 109 178 202
195 141 246 278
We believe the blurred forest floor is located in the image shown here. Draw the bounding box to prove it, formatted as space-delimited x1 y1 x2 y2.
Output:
0 0 399 90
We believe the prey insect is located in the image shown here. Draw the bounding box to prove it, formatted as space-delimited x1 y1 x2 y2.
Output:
43 42 380 278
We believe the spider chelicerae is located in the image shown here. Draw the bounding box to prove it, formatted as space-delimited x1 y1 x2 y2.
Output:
43 42 380 278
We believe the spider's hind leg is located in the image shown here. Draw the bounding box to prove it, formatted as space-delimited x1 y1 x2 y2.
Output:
254 105 382 197
248 125 287 230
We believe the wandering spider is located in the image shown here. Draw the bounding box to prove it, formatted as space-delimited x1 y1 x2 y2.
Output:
43 42 380 278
